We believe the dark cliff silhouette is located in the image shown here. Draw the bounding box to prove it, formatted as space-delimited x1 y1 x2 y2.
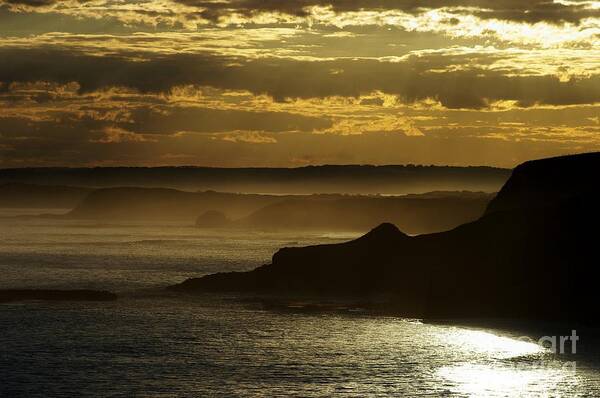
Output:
170 152 600 322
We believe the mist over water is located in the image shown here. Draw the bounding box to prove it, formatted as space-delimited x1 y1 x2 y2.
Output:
1 209 599 397
0 209 357 292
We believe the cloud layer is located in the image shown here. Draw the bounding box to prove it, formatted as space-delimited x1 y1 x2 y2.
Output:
0 0 598 167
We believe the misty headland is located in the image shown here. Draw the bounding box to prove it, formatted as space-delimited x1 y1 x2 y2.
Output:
170 152 600 323
1 165 504 235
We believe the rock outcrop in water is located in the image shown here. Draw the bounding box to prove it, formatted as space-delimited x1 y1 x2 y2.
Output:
0 289 118 303
170 152 600 322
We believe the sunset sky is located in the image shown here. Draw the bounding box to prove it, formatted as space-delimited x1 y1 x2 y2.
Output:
0 0 598 167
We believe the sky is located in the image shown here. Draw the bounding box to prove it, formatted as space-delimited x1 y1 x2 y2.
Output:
0 0 598 168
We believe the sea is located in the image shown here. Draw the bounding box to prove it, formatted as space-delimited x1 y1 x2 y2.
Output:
1 208 599 397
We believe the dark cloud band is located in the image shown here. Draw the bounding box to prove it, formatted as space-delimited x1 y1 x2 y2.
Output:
178 0 599 24
0 48 598 109
2 0 598 24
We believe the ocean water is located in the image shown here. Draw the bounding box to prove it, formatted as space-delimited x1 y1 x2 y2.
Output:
1 209 599 397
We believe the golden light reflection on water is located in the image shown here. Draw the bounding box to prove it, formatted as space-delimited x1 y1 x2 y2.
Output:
438 364 578 397
443 328 545 359
435 328 580 397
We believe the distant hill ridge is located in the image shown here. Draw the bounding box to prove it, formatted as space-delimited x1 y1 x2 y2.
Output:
231 192 492 234
0 165 510 195
0 181 494 234
65 188 492 234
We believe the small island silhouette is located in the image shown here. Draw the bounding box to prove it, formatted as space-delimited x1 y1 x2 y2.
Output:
170 152 600 322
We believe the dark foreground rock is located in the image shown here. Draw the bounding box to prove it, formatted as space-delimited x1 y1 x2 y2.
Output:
170 152 600 322
0 289 118 303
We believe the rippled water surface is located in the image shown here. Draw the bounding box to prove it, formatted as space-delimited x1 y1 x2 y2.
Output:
1 209 599 397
